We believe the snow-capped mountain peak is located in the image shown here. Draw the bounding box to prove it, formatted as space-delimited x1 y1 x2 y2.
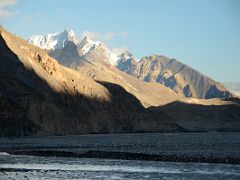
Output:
120 51 133 60
28 28 79 50
78 36 101 55
78 36 119 65
117 51 139 65
63 28 78 43
28 29 121 65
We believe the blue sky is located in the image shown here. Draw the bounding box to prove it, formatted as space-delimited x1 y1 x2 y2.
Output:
1 0 240 82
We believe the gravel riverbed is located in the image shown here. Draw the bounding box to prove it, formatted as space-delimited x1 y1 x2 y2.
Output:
0 132 240 164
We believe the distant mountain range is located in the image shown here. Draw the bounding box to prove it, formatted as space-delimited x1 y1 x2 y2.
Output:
0 27 239 137
223 82 240 97
28 29 232 99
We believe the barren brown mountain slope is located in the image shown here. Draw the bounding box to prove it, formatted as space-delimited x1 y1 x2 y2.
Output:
117 54 232 99
0 27 146 136
50 42 181 107
75 61 181 107
1 27 240 137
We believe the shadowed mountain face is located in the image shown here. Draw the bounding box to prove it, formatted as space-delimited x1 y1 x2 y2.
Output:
0 27 240 137
117 54 232 99
0 27 146 136
148 99 240 132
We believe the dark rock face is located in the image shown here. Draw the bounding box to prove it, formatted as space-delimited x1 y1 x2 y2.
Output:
0 96 39 136
116 58 137 75
183 85 192 97
117 55 232 99
205 85 232 99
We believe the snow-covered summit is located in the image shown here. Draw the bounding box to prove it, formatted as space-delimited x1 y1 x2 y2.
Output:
28 29 121 65
78 36 119 65
119 51 133 60
78 36 101 55
117 51 139 64
28 28 79 50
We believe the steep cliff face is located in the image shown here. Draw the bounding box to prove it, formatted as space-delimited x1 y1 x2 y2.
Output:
117 54 232 99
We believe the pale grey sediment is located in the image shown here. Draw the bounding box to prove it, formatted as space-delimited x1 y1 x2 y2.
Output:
0 132 240 164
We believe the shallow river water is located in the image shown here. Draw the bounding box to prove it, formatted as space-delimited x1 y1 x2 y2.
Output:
0 152 240 180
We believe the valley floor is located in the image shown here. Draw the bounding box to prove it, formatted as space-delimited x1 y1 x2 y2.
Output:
0 132 240 164
1 133 240 179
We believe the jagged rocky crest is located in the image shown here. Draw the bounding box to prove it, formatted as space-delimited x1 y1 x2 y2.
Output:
28 28 79 50
117 54 232 99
